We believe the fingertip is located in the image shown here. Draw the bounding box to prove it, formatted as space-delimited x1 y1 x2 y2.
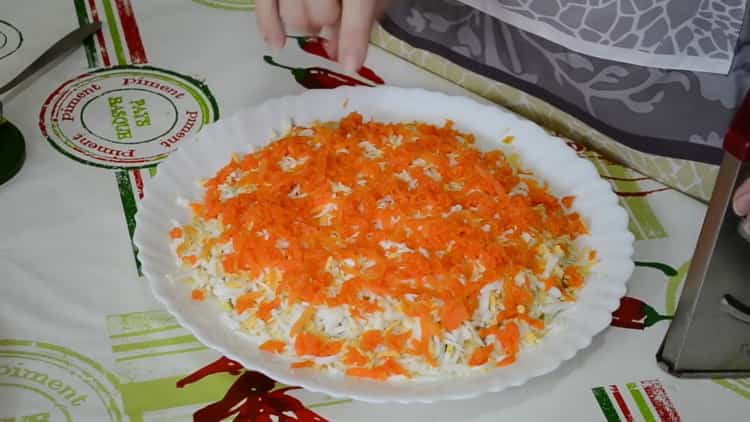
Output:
337 33 367 73
266 34 285 51
740 217 750 241
338 39 364 73
339 0 376 73
256 0 285 50
321 25 339 60
307 0 341 29
324 38 338 60
734 193 750 216
340 53 360 74
279 0 315 35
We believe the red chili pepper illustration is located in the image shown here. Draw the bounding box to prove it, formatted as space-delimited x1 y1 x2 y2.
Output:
176 356 243 388
601 175 650 182
565 141 585 153
611 296 673 330
614 187 670 197
634 261 678 277
177 357 328 422
264 55 372 89
288 35 385 85
564 141 622 166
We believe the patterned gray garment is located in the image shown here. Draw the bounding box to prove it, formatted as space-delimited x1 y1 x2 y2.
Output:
456 0 746 72
380 0 750 164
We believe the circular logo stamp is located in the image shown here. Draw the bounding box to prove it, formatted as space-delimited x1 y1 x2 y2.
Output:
0 339 124 421
39 65 219 169
192 0 255 11
0 20 23 61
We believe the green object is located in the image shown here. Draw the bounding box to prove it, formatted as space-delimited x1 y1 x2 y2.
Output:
0 119 25 186
635 261 679 276
626 382 657 422
592 387 621 422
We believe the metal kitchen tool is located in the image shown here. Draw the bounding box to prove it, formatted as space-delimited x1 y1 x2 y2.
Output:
657 91 750 378
0 21 101 186
0 21 101 119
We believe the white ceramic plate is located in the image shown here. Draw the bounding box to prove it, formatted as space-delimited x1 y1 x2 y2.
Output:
134 86 634 403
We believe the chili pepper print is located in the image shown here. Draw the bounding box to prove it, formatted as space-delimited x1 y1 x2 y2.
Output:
176 356 243 388
177 357 328 422
601 175 650 182
264 56 372 89
611 296 673 330
614 187 670 197
635 261 679 277
191 372 275 421
564 140 669 196
288 35 385 85
194 373 327 422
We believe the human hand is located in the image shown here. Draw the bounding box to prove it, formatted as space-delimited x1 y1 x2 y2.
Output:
735 178 750 232
256 0 392 74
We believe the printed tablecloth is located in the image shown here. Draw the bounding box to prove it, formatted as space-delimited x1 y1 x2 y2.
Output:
1 1 748 421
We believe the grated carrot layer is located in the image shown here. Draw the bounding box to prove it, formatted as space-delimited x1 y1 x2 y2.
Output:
172 113 591 380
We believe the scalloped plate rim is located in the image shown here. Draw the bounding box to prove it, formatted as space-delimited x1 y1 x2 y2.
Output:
134 86 634 403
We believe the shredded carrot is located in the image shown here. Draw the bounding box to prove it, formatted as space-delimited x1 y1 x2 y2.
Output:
420 317 441 341
495 309 518 323
561 196 575 208
384 330 412 353
496 355 516 367
290 307 315 337
564 267 584 288
441 300 470 331
346 358 411 380
520 315 545 330
382 357 410 377
291 360 315 369
359 330 383 352
346 366 389 381
172 112 593 379
295 332 344 357
468 345 494 366
543 277 560 292
342 347 368 366
176 241 189 256
497 322 520 356
407 336 438 367
191 289 205 301
221 255 238 274
235 292 263 314
259 340 286 353
478 326 501 339
189 203 203 215
256 298 281 322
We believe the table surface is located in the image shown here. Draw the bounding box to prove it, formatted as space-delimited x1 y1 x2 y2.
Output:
1 1 748 421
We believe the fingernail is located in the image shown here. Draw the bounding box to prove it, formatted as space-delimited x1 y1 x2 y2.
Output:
341 54 358 74
740 218 750 240
734 193 750 216
323 40 337 60
265 36 284 53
